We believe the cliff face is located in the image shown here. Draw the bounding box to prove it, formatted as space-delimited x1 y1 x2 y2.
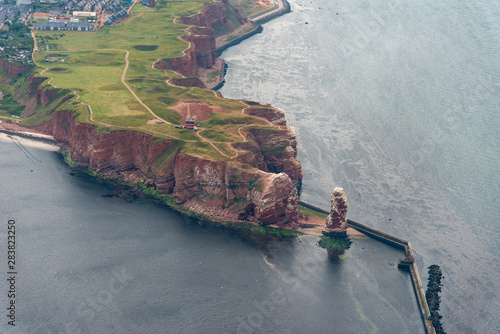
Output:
35 85 60 107
0 6 303 227
156 26 218 77
0 60 32 78
234 103 303 185
244 106 287 126
247 173 299 225
12 110 300 226
185 27 217 68
179 1 228 27
34 111 172 173
236 127 303 186
156 0 246 85
171 153 298 225
155 47 198 78
170 77 206 88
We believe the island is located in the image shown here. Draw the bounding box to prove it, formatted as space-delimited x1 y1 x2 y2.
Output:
0 3 442 332
0 0 344 236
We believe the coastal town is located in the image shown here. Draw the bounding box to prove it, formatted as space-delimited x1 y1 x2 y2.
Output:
0 0 156 65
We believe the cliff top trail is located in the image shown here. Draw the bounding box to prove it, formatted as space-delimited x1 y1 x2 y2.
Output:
11 0 283 161
0 0 309 228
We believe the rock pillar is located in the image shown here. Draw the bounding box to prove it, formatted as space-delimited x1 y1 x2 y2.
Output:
324 187 348 236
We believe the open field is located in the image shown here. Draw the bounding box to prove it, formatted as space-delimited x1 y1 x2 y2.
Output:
20 0 285 161
227 0 273 17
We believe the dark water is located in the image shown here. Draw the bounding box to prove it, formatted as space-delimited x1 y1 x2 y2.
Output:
219 0 500 332
0 136 421 333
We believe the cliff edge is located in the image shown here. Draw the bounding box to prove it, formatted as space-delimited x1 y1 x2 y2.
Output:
0 0 303 228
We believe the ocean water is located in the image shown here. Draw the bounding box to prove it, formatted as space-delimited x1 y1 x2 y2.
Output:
219 0 500 332
0 135 422 333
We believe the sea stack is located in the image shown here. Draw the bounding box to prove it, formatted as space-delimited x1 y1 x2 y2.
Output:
324 187 348 237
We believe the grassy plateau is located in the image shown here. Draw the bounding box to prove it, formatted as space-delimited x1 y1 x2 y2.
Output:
7 0 282 162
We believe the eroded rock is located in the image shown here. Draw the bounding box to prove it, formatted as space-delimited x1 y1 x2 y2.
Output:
325 187 348 232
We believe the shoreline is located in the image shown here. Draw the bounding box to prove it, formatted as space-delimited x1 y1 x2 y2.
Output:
0 126 59 152
0 121 56 144
0 124 362 246
0 4 335 239
212 0 290 90
215 4 436 332
2 5 436 331
0 0 353 241
61 157 311 239
0 1 399 246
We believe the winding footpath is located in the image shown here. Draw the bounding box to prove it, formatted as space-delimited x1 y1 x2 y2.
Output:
28 6 290 160
117 49 171 124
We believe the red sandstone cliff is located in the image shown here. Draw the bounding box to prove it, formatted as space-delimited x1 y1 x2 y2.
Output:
179 1 228 27
155 27 218 78
155 46 198 78
156 0 246 85
235 127 303 186
185 27 217 68
0 60 32 78
244 106 287 126
1 107 301 226
0 7 303 227
233 104 303 186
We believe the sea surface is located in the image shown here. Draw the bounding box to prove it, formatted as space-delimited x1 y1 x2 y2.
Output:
0 134 422 334
219 0 500 333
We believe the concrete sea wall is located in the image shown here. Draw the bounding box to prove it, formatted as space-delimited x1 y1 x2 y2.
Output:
298 201 436 334
213 25 264 90
248 0 291 24
216 25 264 56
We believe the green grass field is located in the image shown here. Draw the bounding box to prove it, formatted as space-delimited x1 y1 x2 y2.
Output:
22 0 283 161
298 205 329 219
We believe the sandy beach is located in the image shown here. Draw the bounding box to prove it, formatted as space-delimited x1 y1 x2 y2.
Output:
0 132 59 152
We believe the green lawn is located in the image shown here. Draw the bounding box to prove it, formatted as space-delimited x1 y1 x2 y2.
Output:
26 0 286 161
34 1 206 61
38 50 152 126
298 205 329 219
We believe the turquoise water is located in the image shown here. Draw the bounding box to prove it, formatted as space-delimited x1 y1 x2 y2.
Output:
219 0 500 332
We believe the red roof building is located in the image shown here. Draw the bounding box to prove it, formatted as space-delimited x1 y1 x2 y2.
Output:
185 118 195 130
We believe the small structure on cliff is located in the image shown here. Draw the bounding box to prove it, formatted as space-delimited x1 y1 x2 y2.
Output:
323 187 348 237
185 118 195 130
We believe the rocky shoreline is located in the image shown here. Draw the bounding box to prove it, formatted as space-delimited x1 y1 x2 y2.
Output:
0 123 348 238
0 0 346 238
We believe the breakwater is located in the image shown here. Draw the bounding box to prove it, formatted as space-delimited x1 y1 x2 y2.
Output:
298 201 436 334
209 60 226 90
248 0 291 25
214 25 264 90
216 25 264 56
214 0 291 90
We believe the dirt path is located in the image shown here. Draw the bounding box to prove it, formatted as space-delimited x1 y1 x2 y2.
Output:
117 49 171 124
31 30 38 52
195 130 232 158
27 6 289 160
127 0 139 14
32 48 194 141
